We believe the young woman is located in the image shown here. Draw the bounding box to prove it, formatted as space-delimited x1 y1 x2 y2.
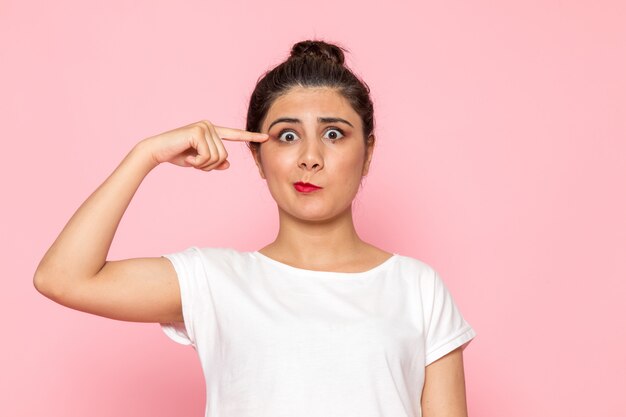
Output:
34 39 476 417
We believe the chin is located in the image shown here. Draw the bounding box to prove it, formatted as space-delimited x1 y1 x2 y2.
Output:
282 204 349 223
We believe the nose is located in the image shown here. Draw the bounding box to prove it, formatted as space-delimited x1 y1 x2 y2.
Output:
298 135 324 172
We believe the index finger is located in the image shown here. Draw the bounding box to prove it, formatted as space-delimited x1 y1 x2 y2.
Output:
214 125 270 142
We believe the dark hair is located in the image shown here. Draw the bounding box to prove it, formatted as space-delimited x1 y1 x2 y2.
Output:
245 39 375 157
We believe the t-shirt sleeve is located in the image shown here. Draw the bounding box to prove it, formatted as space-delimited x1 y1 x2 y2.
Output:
159 247 205 349
423 270 476 366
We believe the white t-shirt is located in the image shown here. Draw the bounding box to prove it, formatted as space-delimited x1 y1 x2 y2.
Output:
160 247 476 417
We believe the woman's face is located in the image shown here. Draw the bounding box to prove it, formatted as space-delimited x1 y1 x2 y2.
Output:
253 86 374 222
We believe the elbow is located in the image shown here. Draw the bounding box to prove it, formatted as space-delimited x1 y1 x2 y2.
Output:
33 264 67 301
33 262 46 290
33 268 55 298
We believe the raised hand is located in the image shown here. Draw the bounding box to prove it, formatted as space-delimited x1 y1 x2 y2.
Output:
142 120 269 171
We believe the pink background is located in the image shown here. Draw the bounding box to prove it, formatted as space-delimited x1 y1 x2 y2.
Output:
2 1 625 416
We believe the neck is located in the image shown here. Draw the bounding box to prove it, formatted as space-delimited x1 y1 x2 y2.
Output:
263 204 366 265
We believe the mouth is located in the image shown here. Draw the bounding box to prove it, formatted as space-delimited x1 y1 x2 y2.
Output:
293 182 323 193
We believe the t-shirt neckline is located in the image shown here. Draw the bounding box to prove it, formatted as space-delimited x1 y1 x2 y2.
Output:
250 251 399 278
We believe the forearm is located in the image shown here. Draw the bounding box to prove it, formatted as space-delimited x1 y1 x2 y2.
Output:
34 140 158 292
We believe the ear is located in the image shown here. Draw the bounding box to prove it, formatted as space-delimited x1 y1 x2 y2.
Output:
251 145 266 180
361 134 375 176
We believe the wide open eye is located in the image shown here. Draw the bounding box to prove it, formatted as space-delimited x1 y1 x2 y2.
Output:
323 128 345 141
277 130 300 143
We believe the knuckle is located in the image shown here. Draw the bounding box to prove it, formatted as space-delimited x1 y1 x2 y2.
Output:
191 125 204 137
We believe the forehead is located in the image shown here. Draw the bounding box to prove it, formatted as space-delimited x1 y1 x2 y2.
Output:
263 87 360 129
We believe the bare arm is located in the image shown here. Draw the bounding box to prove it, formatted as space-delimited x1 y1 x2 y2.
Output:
32 140 186 322
421 347 470 417
33 121 268 323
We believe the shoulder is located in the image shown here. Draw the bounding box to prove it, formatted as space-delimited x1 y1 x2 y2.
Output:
169 246 253 271
393 253 439 282
193 246 246 258
168 246 246 257
391 253 453 302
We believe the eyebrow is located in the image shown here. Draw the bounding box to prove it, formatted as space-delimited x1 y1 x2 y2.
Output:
268 117 354 131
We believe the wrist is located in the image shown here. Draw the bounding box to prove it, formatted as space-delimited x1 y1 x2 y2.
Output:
130 139 160 172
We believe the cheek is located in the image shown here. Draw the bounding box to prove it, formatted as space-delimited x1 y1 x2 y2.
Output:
333 154 366 186
259 148 294 179
340 147 366 171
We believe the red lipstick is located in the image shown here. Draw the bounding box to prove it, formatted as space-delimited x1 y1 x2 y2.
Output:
293 182 322 193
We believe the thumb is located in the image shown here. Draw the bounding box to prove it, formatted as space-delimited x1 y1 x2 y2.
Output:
214 160 230 170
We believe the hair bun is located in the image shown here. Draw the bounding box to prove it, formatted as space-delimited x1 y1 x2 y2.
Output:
290 40 346 65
